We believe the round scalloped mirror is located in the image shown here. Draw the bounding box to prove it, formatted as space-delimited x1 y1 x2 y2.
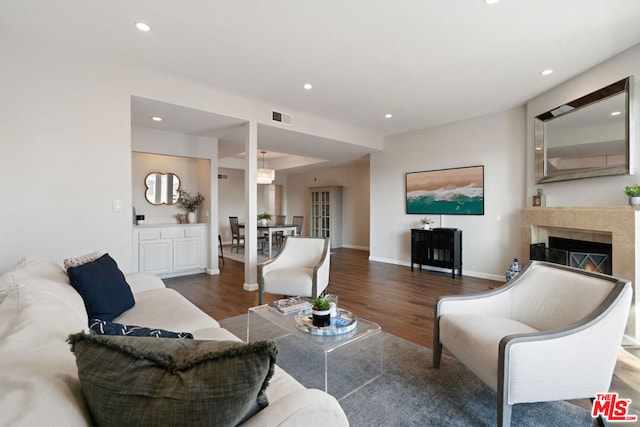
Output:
145 172 180 205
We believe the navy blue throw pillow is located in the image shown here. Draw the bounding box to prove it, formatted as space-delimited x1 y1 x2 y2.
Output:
90 318 194 339
67 253 135 321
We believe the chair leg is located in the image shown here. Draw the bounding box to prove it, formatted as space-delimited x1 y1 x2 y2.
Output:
218 235 224 265
591 398 611 427
498 402 512 427
432 318 442 368
432 341 442 368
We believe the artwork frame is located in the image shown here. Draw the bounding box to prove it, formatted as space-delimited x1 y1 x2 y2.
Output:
405 165 484 215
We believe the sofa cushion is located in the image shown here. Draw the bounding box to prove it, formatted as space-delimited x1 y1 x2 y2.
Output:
90 318 194 339
115 287 220 331
67 254 135 321
0 256 70 290
263 268 314 295
439 314 539 390
68 333 277 427
0 283 91 426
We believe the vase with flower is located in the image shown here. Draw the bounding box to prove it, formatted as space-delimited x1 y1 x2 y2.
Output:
177 189 205 223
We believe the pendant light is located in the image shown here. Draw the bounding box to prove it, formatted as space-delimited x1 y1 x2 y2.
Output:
257 151 275 184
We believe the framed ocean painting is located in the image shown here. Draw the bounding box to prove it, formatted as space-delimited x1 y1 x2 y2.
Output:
405 165 484 215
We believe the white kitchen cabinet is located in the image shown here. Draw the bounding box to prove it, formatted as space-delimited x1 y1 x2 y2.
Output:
133 224 207 278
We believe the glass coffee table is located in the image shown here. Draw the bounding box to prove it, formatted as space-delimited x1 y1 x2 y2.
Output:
247 304 382 400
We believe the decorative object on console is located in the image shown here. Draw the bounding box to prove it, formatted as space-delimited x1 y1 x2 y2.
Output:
406 166 484 215
135 214 145 225
532 188 546 207
624 184 640 206
68 333 277 427
177 188 205 223
420 217 434 230
311 296 332 327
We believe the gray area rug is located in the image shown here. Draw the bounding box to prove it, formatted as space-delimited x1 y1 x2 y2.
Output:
220 314 594 427
221 245 274 263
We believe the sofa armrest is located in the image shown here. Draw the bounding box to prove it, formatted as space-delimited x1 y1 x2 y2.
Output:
240 389 349 427
125 272 166 294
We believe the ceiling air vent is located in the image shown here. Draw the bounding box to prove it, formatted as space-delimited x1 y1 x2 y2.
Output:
217 174 228 180
271 110 292 126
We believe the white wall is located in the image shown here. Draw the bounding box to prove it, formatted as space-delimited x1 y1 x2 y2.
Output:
526 44 640 205
286 163 371 249
0 39 381 274
370 108 527 281
218 168 247 243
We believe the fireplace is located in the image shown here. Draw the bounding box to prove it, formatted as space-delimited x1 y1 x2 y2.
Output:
521 206 638 343
530 237 612 275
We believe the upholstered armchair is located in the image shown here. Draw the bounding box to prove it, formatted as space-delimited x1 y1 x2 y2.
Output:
433 261 632 427
258 237 330 305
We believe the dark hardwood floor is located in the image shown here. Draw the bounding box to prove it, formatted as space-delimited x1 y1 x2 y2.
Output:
164 247 639 417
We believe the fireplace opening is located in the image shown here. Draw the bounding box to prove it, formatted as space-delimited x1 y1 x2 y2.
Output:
530 237 612 275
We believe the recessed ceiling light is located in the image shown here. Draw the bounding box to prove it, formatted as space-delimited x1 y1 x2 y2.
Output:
385 113 393 119
151 116 163 122
135 22 151 32
485 0 500 4
303 83 313 90
611 111 621 116
541 69 553 76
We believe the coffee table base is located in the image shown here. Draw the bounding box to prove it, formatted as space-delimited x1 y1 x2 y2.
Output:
247 305 382 400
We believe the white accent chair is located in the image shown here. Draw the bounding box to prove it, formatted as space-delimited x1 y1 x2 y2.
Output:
433 261 632 427
258 237 330 305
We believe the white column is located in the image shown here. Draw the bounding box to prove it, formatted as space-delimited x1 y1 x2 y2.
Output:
197 136 219 275
243 121 259 291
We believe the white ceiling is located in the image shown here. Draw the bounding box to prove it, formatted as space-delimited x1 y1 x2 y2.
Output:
4 0 640 171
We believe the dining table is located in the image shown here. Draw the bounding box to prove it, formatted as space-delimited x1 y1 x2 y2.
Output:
239 223 298 258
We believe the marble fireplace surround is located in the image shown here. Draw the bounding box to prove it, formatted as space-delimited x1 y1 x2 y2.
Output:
522 207 639 343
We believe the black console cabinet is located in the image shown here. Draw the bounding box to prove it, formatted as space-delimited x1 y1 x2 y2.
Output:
411 228 462 278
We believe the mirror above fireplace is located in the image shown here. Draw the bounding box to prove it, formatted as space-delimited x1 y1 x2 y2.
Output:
534 77 631 183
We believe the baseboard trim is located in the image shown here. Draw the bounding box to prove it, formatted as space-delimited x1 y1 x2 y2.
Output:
243 282 258 291
367 256 504 283
341 244 370 251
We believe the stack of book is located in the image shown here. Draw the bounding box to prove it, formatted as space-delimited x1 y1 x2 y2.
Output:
268 297 312 315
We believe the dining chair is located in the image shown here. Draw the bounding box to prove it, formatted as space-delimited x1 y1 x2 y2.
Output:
274 215 287 247
292 215 304 236
229 216 244 253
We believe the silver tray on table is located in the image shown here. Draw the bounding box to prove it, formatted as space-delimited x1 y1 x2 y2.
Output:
294 308 357 336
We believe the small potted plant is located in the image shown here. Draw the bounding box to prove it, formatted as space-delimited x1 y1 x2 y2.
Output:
257 212 273 225
420 217 434 230
624 185 640 206
177 189 205 223
311 296 332 327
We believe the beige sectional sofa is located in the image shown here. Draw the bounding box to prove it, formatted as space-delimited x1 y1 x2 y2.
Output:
0 256 349 426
